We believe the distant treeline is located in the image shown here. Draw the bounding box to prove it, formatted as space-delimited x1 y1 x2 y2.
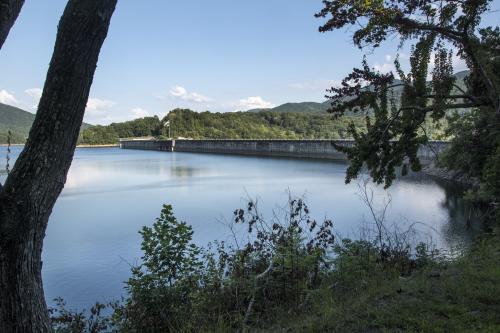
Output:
78 109 370 144
79 116 163 145
79 108 448 145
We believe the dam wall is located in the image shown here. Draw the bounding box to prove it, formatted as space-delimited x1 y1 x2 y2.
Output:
118 139 173 151
173 139 349 160
120 139 449 163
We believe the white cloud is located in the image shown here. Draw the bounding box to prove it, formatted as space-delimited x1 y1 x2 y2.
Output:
25 88 43 100
170 86 187 97
169 86 212 103
86 97 116 111
0 89 18 105
236 96 275 111
130 107 150 118
371 53 408 77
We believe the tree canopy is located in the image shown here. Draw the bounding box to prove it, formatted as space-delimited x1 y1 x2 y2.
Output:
316 0 499 188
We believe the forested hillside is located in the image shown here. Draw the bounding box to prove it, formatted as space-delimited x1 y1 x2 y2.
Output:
79 116 163 144
247 101 330 113
0 102 90 143
0 103 36 143
79 108 448 144
78 109 367 144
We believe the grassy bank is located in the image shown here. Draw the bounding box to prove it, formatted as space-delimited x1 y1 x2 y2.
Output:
261 229 500 333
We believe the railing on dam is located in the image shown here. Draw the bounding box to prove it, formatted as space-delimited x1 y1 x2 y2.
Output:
119 139 449 163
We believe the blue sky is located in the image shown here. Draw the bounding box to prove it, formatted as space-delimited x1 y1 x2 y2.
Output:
0 0 499 124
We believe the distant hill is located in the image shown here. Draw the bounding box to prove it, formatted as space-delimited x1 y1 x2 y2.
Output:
0 103 36 143
0 103 91 143
247 101 330 114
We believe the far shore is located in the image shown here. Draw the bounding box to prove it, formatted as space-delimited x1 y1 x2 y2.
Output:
76 144 119 148
1 143 119 148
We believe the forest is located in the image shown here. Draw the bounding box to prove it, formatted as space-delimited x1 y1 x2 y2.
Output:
78 108 448 144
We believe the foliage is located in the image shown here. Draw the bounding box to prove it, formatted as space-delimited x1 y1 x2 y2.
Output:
79 116 162 145
440 109 498 179
77 108 369 144
50 298 111 333
261 231 500 333
164 108 365 140
113 205 203 332
316 0 500 190
110 198 337 332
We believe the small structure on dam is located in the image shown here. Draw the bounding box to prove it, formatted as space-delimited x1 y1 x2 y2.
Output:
119 138 449 164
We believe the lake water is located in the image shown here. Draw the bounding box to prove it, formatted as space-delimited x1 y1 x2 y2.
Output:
0 146 479 310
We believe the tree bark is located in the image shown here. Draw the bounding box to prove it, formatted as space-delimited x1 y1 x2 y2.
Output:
0 1 116 332
0 0 24 49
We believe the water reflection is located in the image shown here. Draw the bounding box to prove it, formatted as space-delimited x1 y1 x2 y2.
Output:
0 146 481 309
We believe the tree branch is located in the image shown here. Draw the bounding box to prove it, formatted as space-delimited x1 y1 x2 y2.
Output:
393 15 499 112
421 94 477 100
243 260 274 328
382 102 482 137
393 16 463 44
398 102 482 113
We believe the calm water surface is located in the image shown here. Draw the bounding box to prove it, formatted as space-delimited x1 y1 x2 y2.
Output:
0 146 478 309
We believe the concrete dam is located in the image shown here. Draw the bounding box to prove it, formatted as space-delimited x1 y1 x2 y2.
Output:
119 139 449 163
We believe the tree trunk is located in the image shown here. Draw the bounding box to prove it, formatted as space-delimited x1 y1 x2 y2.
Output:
0 1 116 332
0 0 24 49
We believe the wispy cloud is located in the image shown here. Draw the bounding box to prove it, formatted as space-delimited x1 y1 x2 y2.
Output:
86 97 116 111
84 97 116 124
25 88 43 100
0 89 18 105
169 86 212 103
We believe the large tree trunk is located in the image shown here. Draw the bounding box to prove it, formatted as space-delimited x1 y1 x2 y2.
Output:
0 0 24 49
0 1 116 332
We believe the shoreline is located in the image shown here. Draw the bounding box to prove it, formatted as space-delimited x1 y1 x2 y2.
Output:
76 144 119 148
422 162 480 187
0 144 119 148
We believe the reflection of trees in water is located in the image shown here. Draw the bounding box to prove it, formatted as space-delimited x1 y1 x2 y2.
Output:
433 178 483 250
170 165 204 178
397 171 482 250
